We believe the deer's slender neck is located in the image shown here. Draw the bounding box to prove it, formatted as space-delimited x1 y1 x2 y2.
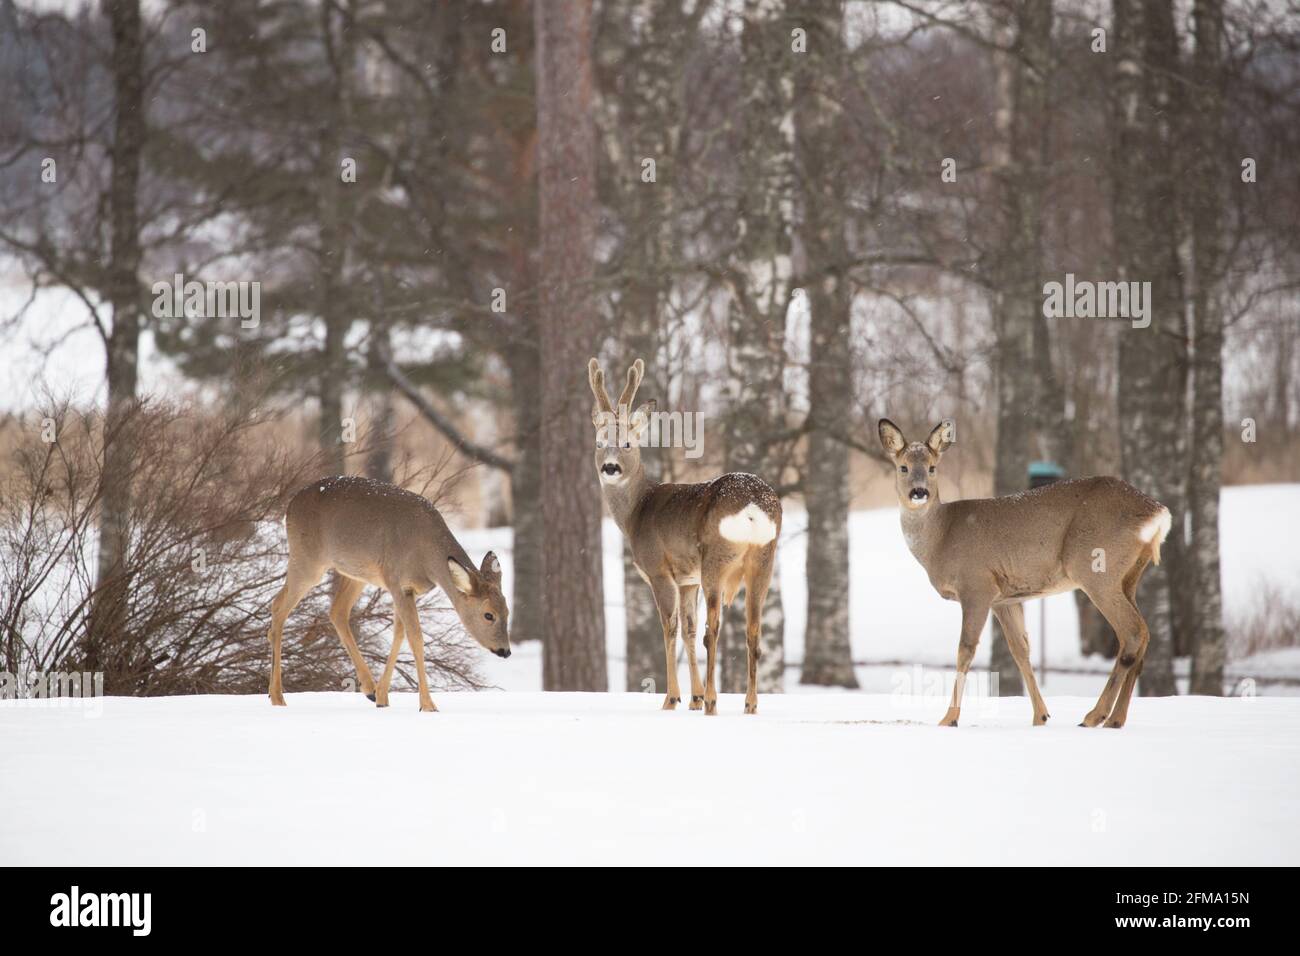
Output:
427 509 476 594
899 489 944 568
601 461 656 539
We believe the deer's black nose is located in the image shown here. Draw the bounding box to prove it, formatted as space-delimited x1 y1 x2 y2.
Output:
494 648 511 659
909 488 929 501
601 463 622 476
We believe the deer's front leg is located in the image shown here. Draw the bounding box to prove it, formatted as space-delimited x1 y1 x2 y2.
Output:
940 595 991 727
391 585 436 712
648 575 681 710
993 603 1050 726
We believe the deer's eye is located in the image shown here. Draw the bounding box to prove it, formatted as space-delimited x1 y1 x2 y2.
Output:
596 439 607 449
900 466 908 474
929 466 936 475
622 441 631 449
484 612 495 622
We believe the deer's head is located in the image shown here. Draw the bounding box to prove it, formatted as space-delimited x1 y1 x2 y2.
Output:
588 358 655 487
446 552 511 657
878 419 953 511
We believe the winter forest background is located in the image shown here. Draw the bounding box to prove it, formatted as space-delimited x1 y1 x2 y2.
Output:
1 0 1298 704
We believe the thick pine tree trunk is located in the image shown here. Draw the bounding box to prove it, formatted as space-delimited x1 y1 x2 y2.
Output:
1188 0 1227 695
796 1 856 688
88 0 144 688
535 0 607 690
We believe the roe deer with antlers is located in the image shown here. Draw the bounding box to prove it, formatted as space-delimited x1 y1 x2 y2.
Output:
589 358 782 715
877 419 1171 729
267 475 510 711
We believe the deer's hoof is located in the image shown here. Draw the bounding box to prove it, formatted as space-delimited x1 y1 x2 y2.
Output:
365 691 376 702
1103 718 1125 729
662 696 680 711
1034 713 1050 726
744 702 757 715
704 700 718 716
689 696 704 711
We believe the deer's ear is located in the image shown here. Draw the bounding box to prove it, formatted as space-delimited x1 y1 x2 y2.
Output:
926 420 954 456
878 418 906 456
447 557 476 595
630 400 656 437
480 551 502 583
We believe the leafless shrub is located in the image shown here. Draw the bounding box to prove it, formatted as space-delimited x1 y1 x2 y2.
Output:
0 394 485 697
1227 579 1300 659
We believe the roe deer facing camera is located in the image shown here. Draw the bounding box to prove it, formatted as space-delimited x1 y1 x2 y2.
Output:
589 358 782 715
877 419 1171 729
267 475 510 711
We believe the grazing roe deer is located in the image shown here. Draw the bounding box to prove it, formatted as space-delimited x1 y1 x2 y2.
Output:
267 475 510 711
877 419 1171 729
589 358 782 715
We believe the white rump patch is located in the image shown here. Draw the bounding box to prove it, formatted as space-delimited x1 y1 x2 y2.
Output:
718 504 777 545
1138 508 1172 543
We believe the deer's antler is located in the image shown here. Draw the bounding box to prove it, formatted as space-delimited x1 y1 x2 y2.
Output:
588 358 614 413
618 358 644 410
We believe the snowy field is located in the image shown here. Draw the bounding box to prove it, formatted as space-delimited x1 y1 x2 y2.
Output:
2 690 1297 865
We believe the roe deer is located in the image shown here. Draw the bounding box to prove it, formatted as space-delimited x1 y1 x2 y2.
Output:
589 358 782 715
267 475 510 711
877 419 1171 729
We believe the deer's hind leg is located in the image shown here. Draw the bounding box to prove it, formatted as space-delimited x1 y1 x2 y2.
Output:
328 575 378 700
266 557 324 706
679 584 704 710
374 611 405 708
993 603 1050 726
700 555 729 716
1078 580 1147 728
741 543 777 715
1103 556 1154 729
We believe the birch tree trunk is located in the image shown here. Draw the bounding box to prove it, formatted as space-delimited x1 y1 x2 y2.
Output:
505 338 544 646
535 0 607 690
609 0 684 693
88 0 144 686
1112 0 1183 696
722 0 791 695
1188 0 1227 695
502 73 544 646
796 0 856 688
988 1 1052 696
317 1 355 477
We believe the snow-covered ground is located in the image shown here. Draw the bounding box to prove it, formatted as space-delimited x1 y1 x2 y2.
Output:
2 690 1296 865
